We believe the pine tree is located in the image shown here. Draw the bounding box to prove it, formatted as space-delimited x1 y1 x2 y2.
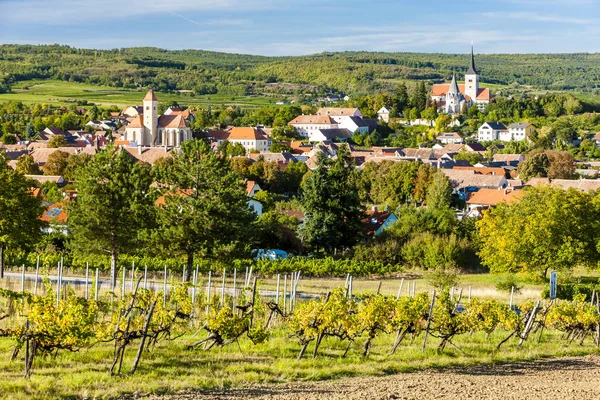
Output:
300 146 363 254
0 155 45 278
67 146 154 288
153 139 255 280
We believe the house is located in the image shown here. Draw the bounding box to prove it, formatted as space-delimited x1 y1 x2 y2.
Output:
246 181 263 216
465 142 487 153
593 132 600 146
492 153 524 167
437 132 464 144
442 169 508 199
227 127 272 153
507 123 535 142
310 128 353 142
122 105 143 118
363 208 398 237
339 116 370 135
431 46 491 114
478 122 507 142
377 107 390 123
205 130 231 146
466 188 523 218
41 201 69 235
25 175 65 185
122 90 193 147
288 115 338 141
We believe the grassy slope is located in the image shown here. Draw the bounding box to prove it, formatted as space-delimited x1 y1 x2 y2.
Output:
0 80 276 108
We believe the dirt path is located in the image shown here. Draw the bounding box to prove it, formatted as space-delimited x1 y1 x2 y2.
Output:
150 355 600 400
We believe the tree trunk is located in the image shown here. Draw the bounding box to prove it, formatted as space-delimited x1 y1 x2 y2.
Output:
185 252 193 282
0 243 4 279
110 251 118 290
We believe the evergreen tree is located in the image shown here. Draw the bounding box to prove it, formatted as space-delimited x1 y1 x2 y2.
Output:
0 155 45 278
25 123 35 139
67 146 154 287
393 83 410 117
153 139 254 280
300 146 363 254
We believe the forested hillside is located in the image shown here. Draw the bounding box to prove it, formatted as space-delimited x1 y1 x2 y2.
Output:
2 44 600 96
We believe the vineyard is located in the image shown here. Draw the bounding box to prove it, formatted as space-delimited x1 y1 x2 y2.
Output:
0 266 600 398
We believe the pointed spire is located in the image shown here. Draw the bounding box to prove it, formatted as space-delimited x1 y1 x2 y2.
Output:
448 73 460 94
144 89 158 102
467 44 477 75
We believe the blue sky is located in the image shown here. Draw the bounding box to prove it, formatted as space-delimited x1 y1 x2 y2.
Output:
0 0 599 56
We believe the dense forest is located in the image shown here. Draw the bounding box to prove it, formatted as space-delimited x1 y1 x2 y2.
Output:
3 45 600 96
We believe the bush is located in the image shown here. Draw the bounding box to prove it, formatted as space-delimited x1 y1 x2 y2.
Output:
541 283 600 301
426 268 461 290
495 274 522 294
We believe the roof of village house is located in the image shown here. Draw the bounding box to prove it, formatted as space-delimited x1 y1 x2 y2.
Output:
492 153 524 162
250 152 297 164
316 107 361 116
465 142 487 152
431 84 491 101
442 144 465 153
228 127 269 141
41 202 68 224
525 178 600 192
144 90 158 102
205 129 231 141
442 169 506 189
346 116 368 127
155 189 196 206
288 115 336 125
0 144 27 151
318 128 352 140
508 122 533 129
44 127 66 136
466 188 523 206
401 148 435 160
30 147 97 165
123 147 173 165
437 132 463 140
453 166 509 177
482 121 507 130
25 175 64 185
363 210 395 237
246 180 260 197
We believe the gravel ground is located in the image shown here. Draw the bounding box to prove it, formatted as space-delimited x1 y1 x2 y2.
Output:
148 355 600 400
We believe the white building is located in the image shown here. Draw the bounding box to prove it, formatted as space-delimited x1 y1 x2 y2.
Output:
316 107 362 123
227 127 272 152
436 132 464 144
478 122 507 142
339 116 369 135
288 115 338 141
507 123 535 142
377 107 390 123
122 90 193 147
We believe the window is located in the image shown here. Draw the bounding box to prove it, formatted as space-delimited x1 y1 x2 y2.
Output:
146 106 149 110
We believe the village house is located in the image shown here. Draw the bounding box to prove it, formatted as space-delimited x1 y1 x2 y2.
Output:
506 123 535 142
377 107 390 123
478 122 507 142
466 188 523 218
227 127 272 153
289 108 375 142
363 208 398 237
436 132 464 144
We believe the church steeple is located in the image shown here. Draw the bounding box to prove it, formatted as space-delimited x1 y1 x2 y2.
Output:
467 44 477 75
448 73 459 94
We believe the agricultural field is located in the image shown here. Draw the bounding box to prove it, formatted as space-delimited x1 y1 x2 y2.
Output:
0 265 599 400
0 80 276 108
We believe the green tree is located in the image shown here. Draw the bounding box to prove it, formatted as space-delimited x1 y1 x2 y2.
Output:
15 154 41 175
300 146 363 254
392 83 410 117
477 186 600 279
518 151 550 181
63 152 92 181
0 155 45 277
67 146 153 287
1 134 17 145
44 150 70 176
25 123 36 139
47 135 68 148
426 171 452 210
153 139 254 280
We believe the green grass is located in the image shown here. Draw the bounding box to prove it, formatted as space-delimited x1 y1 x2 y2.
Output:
0 327 597 399
0 79 276 108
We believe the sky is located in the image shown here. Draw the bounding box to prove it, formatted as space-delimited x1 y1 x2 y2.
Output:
1 0 599 56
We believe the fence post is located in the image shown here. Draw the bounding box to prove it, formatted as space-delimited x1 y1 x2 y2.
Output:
85 262 89 300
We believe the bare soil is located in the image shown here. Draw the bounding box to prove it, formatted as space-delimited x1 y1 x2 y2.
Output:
149 355 600 400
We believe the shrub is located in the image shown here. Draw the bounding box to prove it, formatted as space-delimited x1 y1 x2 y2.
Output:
495 274 522 294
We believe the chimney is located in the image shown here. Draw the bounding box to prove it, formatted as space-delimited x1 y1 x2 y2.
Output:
138 145 143 155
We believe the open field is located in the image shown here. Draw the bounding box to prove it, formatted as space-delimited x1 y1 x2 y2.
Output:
155 355 600 400
0 80 276 108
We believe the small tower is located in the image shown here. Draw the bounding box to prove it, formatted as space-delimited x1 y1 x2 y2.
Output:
465 44 479 103
445 74 464 114
142 89 158 146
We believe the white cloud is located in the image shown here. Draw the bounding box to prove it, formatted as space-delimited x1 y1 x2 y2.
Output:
481 11 596 25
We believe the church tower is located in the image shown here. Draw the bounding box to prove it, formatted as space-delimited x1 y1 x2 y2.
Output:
465 45 479 102
142 89 158 146
445 73 463 114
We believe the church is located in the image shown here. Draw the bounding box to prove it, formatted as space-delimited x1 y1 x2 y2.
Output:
122 90 193 147
431 47 491 115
